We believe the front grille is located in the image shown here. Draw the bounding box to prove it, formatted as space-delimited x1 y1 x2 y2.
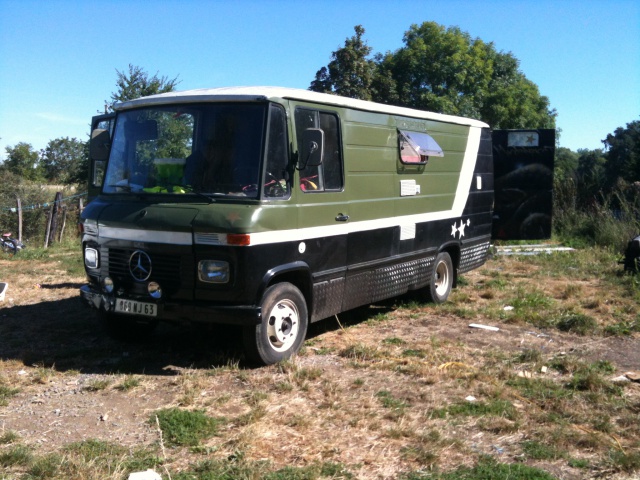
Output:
105 248 188 294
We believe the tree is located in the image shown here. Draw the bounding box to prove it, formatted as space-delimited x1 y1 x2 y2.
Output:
603 120 640 187
555 147 579 182
1 142 43 181
310 25 376 100
39 137 88 184
310 22 556 129
109 64 180 108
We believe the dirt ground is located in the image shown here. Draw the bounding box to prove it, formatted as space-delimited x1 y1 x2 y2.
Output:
0 256 639 479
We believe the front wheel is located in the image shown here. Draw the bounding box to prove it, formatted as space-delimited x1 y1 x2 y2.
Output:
426 252 454 303
243 283 308 365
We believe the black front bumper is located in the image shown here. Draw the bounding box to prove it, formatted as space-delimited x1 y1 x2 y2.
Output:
79 284 262 326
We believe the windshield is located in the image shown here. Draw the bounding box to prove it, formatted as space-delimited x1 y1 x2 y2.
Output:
103 103 266 198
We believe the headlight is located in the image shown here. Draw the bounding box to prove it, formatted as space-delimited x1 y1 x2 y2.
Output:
85 247 99 269
198 260 229 283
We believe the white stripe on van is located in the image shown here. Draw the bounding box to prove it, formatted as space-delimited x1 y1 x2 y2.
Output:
98 226 192 245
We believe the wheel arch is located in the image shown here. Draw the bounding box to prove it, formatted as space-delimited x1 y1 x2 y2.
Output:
259 261 313 312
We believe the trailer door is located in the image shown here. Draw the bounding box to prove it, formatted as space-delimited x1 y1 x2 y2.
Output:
491 129 555 240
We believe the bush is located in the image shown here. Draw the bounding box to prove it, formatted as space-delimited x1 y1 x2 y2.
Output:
554 178 640 252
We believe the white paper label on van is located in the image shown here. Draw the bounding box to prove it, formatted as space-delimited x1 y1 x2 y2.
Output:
400 224 416 240
400 179 418 197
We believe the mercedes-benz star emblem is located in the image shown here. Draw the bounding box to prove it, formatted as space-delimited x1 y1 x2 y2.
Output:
129 250 152 282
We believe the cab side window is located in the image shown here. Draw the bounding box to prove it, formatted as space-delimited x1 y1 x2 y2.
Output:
295 108 343 192
264 104 290 198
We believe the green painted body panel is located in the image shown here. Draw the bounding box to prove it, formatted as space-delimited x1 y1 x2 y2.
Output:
192 203 296 234
90 95 478 235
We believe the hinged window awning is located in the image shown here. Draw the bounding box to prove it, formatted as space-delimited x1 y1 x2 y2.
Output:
398 130 444 164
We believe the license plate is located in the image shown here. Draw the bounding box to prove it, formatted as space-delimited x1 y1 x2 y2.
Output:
115 299 157 317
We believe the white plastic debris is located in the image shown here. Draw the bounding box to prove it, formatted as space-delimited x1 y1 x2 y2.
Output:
469 323 500 332
0 282 7 302
465 395 477 402
128 470 162 480
503 305 514 311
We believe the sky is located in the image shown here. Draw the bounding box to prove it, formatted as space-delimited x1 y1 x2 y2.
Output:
0 0 638 162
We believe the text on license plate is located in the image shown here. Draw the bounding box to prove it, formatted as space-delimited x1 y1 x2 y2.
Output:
115 299 157 317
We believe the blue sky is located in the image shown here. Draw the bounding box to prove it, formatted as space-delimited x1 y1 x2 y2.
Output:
0 0 638 162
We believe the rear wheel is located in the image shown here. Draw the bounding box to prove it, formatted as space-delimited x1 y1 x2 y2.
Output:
243 283 308 365
426 252 454 303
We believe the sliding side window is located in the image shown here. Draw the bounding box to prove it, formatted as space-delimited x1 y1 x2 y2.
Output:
295 108 343 192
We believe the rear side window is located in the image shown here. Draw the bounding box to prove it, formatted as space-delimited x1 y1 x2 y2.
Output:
295 108 343 192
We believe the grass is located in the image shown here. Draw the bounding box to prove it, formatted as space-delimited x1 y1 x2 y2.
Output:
153 408 226 447
1 245 639 479
403 456 558 479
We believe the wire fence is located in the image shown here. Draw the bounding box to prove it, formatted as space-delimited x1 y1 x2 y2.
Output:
0 191 88 247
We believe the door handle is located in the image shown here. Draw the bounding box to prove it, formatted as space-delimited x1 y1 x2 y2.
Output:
335 213 349 222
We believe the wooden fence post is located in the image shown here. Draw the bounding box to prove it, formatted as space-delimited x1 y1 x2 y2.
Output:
58 205 68 242
47 192 62 246
15 196 22 242
44 207 52 249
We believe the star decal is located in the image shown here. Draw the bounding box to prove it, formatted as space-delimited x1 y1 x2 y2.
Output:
451 219 472 239
458 220 466 237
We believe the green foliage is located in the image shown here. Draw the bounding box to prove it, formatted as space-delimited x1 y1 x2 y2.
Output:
553 180 640 252
1 142 43 181
153 408 225 447
311 23 556 129
39 136 88 184
310 25 375 100
110 64 180 106
603 120 640 188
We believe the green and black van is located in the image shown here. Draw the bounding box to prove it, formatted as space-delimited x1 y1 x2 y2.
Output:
80 87 550 364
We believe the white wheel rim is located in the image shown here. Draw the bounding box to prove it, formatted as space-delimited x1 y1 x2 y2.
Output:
266 299 299 352
434 260 450 297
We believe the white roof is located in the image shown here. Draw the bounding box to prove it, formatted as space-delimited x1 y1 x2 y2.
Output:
114 86 489 128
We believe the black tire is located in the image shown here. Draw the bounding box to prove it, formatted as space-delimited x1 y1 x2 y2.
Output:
426 252 454 303
99 311 158 342
243 282 308 365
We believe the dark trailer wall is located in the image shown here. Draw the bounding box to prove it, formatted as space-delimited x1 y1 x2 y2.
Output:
491 129 555 240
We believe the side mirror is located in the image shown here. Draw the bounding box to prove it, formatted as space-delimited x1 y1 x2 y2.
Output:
299 128 324 169
90 129 111 161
